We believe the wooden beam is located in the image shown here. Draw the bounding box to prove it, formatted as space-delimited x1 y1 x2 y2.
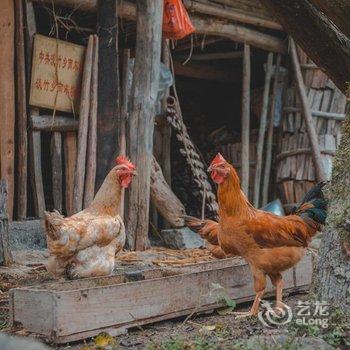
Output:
96 0 120 190
176 51 243 61
51 133 63 212
190 16 286 54
262 54 281 206
283 107 345 121
253 52 273 208
183 0 282 30
173 60 240 83
73 35 93 213
64 133 77 216
30 115 78 132
0 0 15 220
0 180 13 265
15 0 28 220
126 0 163 251
241 44 251 196
83 35 98 208
174 37 224 52
259 0 350 92
310 0 350 38
290 39 327 182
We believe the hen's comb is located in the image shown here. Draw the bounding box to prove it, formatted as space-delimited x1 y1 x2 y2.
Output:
116 155 135 170
210 153 226 166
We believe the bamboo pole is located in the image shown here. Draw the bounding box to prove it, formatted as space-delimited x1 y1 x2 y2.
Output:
15 0 28 220
253 52 273 208
241 44 251 196
0 0 15 220
290 38 327 182
83 35 98 208
262 54 281 206
72 35 94 213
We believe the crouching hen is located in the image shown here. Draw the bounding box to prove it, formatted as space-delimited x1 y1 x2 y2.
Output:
193 153 327 316
45 156 136 279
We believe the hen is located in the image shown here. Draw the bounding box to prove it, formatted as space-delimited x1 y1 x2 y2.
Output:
186 153 327 316
45 156 136 279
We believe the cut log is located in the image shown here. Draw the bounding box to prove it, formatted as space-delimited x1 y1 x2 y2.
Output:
30 115 78 132
259 0 350 92
126 0 163 250
183 0 282 30
0 180 13 265
150 157 185 228
290 39 327 182
241 44 251 196
15 0 28 220
253 52 273 208
72 35 93 213
83 35 98 208
0 0 15 220
51 133 63 212
96 0 120 190
64 132 77 216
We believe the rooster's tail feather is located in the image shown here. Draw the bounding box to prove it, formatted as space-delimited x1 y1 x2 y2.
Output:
44 210 64 240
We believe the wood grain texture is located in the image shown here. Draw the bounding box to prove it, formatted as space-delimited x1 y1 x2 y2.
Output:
15 0 28 220
241 44 251 196
0 180 13 265
30 115 78 132
83 35 98 208
51 133 63 212
126 0 164 250
72 35 93 213
0 0 15 220
64 132 77 216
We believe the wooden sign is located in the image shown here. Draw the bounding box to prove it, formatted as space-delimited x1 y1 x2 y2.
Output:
29 34 85 113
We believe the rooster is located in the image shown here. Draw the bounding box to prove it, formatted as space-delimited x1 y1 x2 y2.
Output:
185 153 327 316
45 156 137 279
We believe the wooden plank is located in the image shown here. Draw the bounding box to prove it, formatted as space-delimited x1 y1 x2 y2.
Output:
0 0 15 220
253 52 273 208
15 0 28 220
241 44 251 196
283 107 345 121
51 133 63 212
126 0 164 250
10 255 312 343
0 180 13 265
30 115 78 132
28 110 46 218
96 0 120 191
83 35 98 208
63 132 77 216
72 35 94 213
290 39 327 182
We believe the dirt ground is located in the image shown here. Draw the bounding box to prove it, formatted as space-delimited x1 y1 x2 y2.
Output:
0 252 349 350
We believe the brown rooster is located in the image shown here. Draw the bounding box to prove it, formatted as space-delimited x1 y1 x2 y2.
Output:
45 156 137 279
185 153 327 316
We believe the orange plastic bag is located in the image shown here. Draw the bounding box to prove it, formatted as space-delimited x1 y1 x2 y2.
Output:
163 0 195 40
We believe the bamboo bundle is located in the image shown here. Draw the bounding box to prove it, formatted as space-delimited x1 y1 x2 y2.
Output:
277 47 346 205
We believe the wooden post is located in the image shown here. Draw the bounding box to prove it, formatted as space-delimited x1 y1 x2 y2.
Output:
241 43 251 196
126 0 163 250
290 39 327 182
253 52 273 208
51 133 63 212
72 35 94 213
0 180 13 266
84 35 98 208
0 0 15 220
96 0 120 190
15 0 28 220
262 54 281 206
64 132 77 216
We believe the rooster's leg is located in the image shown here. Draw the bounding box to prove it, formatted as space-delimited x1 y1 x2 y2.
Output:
234 268 266 318
269 273 284 310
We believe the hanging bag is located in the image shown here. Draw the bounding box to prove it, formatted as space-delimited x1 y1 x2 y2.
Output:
163 0 195 40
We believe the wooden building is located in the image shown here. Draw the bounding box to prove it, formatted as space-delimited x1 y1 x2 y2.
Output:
0 0 346 251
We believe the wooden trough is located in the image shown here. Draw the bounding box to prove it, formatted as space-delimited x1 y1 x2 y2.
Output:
10 254 312 344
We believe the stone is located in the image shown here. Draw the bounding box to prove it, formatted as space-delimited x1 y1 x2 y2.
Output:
161 227 205 249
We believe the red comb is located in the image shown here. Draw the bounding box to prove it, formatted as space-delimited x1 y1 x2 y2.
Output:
210 153 226 166
116 155 135 170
